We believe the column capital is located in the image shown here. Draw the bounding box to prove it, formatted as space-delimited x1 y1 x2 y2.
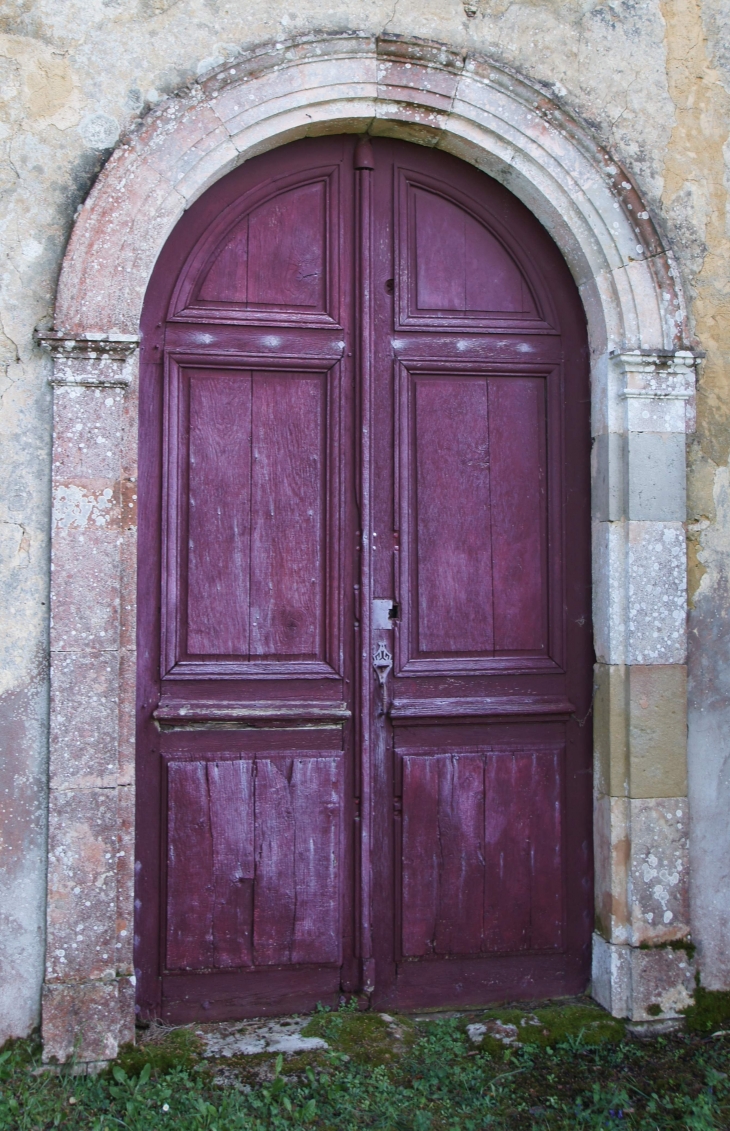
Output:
37 331 139 387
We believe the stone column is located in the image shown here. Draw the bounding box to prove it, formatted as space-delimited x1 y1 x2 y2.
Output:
39 333 138 1067
592 349 699 1024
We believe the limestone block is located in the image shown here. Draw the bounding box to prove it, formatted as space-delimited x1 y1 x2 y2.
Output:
594 664 687 798
49 651 119 791
45 787 119 983
593 794 630 944
594 663 628 797
592 933 695 1021
592 432 625 522
51 512 121 653
626 432 686 520
627 521 686 664
628 666 687 797
52 387 124 481
628 798 689 943
42 978 135 1065
593 432 686 521
117 647 136 787
115 785 135 977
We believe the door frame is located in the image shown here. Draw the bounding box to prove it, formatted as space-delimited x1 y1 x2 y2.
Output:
40 32 700 1065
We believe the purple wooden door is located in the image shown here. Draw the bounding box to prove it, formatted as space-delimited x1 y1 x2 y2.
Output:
136 136 592 1022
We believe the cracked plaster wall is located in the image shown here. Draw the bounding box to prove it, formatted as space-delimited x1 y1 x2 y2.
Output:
0 0 728 1041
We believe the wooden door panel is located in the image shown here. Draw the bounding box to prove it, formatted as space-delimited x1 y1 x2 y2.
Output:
172 162 341 326
410 187 530 315
399 367 550 670
186 372 252 656
249 372 326 660
396 168 554 334
164 360 338 676
400 744 564 960
166 753 342 972
487 377 547 652
199 180 328 312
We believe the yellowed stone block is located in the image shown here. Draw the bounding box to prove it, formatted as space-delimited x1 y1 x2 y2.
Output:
628 665 687 798
594 664 687 799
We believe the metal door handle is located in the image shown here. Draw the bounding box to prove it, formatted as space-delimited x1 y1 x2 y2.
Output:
373 641 393 685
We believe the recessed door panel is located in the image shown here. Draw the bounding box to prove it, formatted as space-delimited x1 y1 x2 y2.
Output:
166 754 342 972
400 745 564 960
198 181 328 312
164 361 337 676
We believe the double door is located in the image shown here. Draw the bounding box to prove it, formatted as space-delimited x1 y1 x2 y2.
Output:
135 135 593 1021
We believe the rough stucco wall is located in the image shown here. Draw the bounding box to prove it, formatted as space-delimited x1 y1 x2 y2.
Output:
0 0 727 1041
683 0 730 990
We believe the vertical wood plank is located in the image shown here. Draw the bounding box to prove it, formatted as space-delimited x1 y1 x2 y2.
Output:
291 757 341 964
166 761 214 969
529 748 564 950
483 752 532 952
249 373 325 659
433 754 485 955
247 182 327 310
401 756 440 956
208 760 255 968
413 189 465 311
198 217 250 303
253 758 296 965
488 377 546 651
186 372 251 655
414 377 494 654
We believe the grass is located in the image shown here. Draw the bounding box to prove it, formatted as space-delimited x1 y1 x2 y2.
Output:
2 996 729 1129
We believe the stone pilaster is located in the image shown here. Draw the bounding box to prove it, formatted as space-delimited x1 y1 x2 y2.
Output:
38 333 138 1064
591 349 700 1022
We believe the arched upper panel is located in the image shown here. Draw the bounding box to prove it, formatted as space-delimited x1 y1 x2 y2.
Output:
53 32 690 366
396 169 553 331
172 166 341 325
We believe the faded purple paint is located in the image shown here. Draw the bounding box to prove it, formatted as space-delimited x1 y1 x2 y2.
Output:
136 135 592 1022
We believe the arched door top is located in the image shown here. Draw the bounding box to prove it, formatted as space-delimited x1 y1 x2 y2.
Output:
53 32 688 355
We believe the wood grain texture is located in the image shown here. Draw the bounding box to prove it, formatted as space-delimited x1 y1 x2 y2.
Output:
401 747 564 958
167 754 341 972
249 372 325 659
186 372 252 655
412 187 527 314
138 135 592 1022
414 376 493 654
199 180 327 312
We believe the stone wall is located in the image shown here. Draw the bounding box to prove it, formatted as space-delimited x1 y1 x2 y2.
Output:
0 0 728 1046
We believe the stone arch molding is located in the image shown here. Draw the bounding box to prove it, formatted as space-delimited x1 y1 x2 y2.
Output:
40 33 700 1065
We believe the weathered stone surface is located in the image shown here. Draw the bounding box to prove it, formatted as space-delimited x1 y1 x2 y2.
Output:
627 667 688 799
592 933 695 1021
595 664 688 799
52 387 124 482
628 798 689 944
49 651 119 791
46 787 119 983
42 979 135 1064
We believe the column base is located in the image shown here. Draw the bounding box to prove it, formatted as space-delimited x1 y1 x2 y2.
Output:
42 978 135 1065
591 932 695 1021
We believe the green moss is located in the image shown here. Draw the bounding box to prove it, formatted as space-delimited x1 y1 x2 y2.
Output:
647 1003 662 1017
461 1000 625 1054
302 1006 416 1067
638 938 697 961
683 984 730 1033
116 1025 204 1077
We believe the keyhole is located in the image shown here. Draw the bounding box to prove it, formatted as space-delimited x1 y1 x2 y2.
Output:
384 278 394 294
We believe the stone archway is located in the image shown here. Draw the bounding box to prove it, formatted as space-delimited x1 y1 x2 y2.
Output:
39 32 700 1064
